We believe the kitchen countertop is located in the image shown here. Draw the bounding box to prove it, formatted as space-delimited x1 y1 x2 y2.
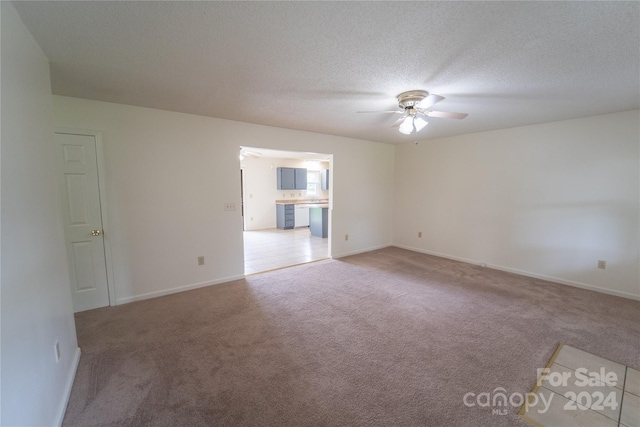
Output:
275 199 328 205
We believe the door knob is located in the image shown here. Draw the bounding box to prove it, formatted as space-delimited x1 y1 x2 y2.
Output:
91 230 102 236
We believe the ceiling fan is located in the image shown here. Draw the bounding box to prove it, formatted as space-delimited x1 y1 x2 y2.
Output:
239 148 262 160
358 90 468 135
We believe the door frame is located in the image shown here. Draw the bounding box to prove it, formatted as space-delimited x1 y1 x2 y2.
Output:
55 127 116 306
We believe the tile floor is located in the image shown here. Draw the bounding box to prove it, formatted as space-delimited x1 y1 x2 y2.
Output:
243 227 329 275
521 344 640 427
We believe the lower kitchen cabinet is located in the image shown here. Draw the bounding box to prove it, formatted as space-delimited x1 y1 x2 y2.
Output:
309 207 328 238
276 204 295 229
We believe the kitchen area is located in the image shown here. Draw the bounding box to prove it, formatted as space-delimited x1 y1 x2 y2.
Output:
276 199 329 237
240 147 331 274
275 166 329 237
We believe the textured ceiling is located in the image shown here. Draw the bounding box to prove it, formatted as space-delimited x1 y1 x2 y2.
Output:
12 1 640 144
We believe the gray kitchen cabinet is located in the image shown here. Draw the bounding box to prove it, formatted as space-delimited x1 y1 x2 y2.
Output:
321 169 329 190
294 168 307 190
277 167 307 190
277 167 295 190
310 207 328 238
276 204 295 229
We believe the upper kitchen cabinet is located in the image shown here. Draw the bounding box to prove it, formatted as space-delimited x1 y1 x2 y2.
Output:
277 167 295 189
294 168 307 189
321 169 329 190
277 167 307 190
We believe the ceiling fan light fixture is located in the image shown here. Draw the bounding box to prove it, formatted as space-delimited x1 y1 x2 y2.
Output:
399 116 414 134
414 115 428 132
398 115 428 135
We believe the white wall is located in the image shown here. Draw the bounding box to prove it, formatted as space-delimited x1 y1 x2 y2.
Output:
52 96 394 304
242 157 329 231
394 110 640 299
1 3 80 425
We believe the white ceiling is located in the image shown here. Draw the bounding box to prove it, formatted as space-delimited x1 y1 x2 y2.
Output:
12 1 640 144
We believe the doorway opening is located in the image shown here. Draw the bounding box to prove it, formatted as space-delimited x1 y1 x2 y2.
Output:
239 147 332 275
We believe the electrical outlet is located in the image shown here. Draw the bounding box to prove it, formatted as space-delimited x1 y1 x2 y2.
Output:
345 234 349 241
598 260 606 269
54 341 60 362
418 231 422 238
198 256 205 266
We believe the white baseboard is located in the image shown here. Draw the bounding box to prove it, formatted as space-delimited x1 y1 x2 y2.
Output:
55 347 81 427
332 244 392 259
392 244 640 301
116 275 245 305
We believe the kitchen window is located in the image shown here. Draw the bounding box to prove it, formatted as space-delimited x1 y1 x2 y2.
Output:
307 171 321 196
307 182 318 196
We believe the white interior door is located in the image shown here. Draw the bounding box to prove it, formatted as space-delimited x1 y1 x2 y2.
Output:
55 132 110 312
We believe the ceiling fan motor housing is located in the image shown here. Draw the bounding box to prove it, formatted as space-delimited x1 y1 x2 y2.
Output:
397 90 429 109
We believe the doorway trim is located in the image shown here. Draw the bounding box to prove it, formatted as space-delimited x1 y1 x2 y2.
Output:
55 127 117 306
239 147 333 275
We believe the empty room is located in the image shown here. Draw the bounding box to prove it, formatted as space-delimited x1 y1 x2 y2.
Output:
2 2 639 427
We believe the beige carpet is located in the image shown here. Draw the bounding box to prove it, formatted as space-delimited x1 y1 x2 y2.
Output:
63 247 640 426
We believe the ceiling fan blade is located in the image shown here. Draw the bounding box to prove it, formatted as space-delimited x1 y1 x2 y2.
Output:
417 94 444 109
241 150 261 158
391 114 408 127
425 110 468 119
357 110 403 114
